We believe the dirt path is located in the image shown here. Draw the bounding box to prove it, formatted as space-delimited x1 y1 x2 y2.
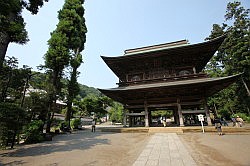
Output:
179 133 250 166
0 130 150 166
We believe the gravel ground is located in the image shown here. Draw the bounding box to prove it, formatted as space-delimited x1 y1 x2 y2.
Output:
1 128 250 166
179 133 250 166
0 130 149 166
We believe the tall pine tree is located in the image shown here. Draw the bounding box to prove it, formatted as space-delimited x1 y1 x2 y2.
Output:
56 0 87 127
44 0 87 131
206 2 250 116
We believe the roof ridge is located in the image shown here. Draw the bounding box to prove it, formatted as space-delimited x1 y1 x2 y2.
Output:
124 39 189 55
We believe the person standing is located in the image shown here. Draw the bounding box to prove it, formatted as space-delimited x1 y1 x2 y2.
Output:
92 119 96 132
214 117 223 136
236 116 244 127
231 117 236 127
163 120 167 127
221 117 228 126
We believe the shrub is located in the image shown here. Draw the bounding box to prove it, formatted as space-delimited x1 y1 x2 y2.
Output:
70 118 81 129
0 102 26 148
23 120 44 144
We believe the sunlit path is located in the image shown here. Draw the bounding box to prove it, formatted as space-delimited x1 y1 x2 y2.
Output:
133 133 196 166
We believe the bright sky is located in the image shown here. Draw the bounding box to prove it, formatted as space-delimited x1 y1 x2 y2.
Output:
6 0 250 89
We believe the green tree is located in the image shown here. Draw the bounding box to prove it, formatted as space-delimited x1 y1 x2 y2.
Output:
0 102 26 148
109 102 123 123
23 120 44 144
54 0 87 128
66 54 82 127
44 31 69 133
0 57 32 103
24 91 48 122
0 0 48 70
206 1 250 116
0 56 19 102
79 95 108 118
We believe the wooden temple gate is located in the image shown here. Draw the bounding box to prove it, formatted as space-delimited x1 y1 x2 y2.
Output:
99 35 241 127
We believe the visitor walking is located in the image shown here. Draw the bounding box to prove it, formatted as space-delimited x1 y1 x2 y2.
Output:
231 117 236 127
236 116 244 127
163 120 167 127
214 117 223 136
92 119 96 132
221 117 228 126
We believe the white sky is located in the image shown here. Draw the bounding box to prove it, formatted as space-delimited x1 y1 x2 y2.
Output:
6 0 250 89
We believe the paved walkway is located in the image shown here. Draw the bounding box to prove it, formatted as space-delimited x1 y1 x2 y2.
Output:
133 133 197 166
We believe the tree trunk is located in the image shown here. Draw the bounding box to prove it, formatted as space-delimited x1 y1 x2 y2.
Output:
46 70 60 133
66 100 72 128
0 31 10 71
241 77 250 96
66 67 77 128
10 131 16 149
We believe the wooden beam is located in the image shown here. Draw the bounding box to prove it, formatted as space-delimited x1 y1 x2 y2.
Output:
126 105 144 109
126 113 145 116
181 110 205 114
127 103 177 109
148 103 177 108
180 101 202 106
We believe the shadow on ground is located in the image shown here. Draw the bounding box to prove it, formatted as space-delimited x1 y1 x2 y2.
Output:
0 130 113 159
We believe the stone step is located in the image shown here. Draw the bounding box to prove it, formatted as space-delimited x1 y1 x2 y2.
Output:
149 127 183 133
182 126 250 133
100 127 149 133
99 126 250 134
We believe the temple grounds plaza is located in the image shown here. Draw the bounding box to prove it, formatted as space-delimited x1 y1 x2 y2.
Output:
1 124 250 166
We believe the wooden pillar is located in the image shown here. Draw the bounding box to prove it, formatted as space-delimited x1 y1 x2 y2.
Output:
177 98 184 126
129 116 132 127
173 109 179 125
149 110 152 125
144 101 149 127
204 98 212 126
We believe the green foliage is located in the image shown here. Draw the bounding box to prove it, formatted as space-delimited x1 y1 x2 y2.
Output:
58 0 87 126
57 0 87 51
78 84 101 98
0 0 48 69
109 102 123 123
23 120 44 144
0 57 31 102
206 1 250 116
151 110 173 118
22 0 49 14
45 32 70 71
70 118 81 129
0 0 28 44
29 71 47 90
24 91 48 122
74 95 113 119
0 102 26 148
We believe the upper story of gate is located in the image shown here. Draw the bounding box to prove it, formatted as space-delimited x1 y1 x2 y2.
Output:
101 35 226 87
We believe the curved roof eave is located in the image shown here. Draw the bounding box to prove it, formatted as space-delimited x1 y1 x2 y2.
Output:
99 73 241 92
98 73 241 105
101 35 227 61
101 35 227 78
